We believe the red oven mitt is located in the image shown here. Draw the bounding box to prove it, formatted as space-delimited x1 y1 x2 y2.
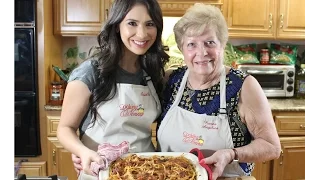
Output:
190 148 213 180
90 141 130 177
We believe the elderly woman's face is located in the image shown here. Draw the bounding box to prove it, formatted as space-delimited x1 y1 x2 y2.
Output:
181 28 224 76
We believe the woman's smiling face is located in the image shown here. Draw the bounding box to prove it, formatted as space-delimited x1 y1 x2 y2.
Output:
181 28 224 76
119 3 157 55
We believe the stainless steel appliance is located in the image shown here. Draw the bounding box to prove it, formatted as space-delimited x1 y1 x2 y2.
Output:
237 64 295 97
15 0 41 157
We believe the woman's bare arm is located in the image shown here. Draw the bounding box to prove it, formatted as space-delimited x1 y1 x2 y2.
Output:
57 80 92 157
236 75 281 163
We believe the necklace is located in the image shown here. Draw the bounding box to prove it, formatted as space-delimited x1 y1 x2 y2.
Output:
187 80 196 97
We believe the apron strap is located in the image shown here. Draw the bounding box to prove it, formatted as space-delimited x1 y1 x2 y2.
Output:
143 70 161 112
219 67 227 114
171 69 189 108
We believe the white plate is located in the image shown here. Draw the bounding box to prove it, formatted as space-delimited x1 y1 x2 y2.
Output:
99 152 208 180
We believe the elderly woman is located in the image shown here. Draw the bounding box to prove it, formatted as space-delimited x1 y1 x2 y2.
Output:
157 3 281 179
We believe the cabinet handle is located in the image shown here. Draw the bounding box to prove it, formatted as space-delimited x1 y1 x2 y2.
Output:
105 9 109 20
269 13 273 29
279 14 284 29
280 150 284 165
52 149 56 166
300 124 305 129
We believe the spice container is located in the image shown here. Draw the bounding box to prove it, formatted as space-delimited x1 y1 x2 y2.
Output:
49 81 65 105
260 49 269 65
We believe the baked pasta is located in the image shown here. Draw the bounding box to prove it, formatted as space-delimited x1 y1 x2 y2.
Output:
108 154 197 180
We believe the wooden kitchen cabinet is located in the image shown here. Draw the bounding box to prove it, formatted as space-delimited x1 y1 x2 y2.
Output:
276 0 305 39
158 0 223 17
47 137 78 180
46 110 78 180
252 110 305 180
53 0 111 36
251 161 271 180
15 161 47 177
273 136 305 180
223 0 304 39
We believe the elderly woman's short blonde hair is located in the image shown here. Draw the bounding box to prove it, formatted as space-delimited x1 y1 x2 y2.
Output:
174 3 228 50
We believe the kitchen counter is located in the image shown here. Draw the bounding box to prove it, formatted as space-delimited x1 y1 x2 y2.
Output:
45 98 305 112
268 98 305 111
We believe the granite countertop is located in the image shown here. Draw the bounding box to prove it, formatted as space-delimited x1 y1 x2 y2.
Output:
45 98 305 111
268 98 305 111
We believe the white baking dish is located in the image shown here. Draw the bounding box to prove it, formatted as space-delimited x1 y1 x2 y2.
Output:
99 152 208 180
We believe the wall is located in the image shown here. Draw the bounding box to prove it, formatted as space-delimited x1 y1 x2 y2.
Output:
59 17 305 69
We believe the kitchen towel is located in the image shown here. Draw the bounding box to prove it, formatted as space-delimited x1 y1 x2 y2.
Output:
90 141 130 178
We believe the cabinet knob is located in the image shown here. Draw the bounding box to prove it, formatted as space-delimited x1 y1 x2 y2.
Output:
300 124 305 129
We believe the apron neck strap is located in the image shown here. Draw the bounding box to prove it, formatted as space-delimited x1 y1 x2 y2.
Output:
219 67 227 114
142 70 161 112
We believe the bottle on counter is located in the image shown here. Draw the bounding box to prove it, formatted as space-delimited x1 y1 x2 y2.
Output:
49 81 65 105
260 49 269 65
295 64 305 99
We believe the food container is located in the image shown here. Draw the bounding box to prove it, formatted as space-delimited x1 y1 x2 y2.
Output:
49 81 65 106
260 49 269 65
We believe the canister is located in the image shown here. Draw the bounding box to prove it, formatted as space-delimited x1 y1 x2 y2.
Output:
260 49 269 65
49 81 64 105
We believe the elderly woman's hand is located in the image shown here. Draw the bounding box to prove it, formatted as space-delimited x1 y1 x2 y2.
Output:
200 149 234 180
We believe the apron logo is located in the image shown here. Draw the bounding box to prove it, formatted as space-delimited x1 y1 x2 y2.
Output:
119 104 144 117
182 131 204 146
202 120 219 130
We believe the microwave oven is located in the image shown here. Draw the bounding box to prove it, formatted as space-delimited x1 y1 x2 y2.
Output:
237 64 295 97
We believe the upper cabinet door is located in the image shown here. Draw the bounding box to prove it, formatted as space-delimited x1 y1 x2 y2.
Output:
158 0 223 17
276 0 305 39
224 0 276 39
54 0 110 36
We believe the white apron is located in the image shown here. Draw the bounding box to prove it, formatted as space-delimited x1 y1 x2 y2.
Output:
79 72 161 180
157 67 245 177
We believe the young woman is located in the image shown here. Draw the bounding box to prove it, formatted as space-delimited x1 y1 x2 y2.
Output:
57 0 169 179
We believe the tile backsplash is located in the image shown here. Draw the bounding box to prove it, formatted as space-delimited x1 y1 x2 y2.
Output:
60 16 305 69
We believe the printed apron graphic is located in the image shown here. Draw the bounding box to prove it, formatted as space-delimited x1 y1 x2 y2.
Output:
183 131 204 146
119 104 144 117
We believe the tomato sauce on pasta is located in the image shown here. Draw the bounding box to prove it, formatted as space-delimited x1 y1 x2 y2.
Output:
108 154 197 180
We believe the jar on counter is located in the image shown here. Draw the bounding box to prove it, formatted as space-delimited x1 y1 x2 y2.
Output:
49 81 65 106
260 49 269 65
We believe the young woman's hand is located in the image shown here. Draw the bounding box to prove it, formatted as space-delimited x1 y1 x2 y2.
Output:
71 153 82 174
79 149 104 176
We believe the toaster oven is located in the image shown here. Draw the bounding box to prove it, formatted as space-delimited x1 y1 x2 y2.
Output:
237 64 295 97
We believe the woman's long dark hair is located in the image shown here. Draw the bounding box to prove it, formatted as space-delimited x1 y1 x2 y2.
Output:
90 0 169 122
